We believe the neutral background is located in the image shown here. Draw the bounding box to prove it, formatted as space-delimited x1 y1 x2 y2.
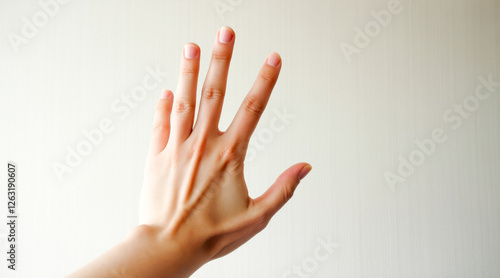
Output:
1 0 499 277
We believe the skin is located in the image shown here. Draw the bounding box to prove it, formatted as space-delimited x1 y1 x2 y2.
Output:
67 26 312 278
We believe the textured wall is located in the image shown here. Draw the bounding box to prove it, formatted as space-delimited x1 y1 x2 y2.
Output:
1 0 499 277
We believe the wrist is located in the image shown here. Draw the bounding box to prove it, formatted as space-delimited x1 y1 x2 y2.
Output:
128 224 207 277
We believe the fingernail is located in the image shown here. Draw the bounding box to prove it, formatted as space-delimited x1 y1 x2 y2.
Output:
267 52 281 67
298 164 312 180
160 90 171 99
218 26 233 44
184 44 198 59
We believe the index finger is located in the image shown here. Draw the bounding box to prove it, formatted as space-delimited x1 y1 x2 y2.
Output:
225 52 282 143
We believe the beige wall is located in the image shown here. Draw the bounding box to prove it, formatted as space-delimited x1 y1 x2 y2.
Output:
1 0 499 277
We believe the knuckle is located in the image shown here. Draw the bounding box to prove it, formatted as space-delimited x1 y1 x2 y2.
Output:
217 144 240 164
202 86 225 101
180 66 197 76
186 139 207 160
259 70 277 82
151 123 170 134
253 212 271 231
243 96 265 116
282 184 294 203
216 142 247 172
212 51 230 61
173 100 194 114
233 141 248 157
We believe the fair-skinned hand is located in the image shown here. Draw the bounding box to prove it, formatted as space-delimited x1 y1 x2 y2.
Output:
68 26 311 278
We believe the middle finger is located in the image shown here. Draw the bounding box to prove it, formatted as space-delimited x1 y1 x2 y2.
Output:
193 26 235 135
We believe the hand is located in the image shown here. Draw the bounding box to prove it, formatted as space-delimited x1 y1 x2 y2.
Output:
139 26 312 274
68 26 311 278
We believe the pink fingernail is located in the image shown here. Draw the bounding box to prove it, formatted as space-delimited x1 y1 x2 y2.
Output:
160 90 171 99
218 26 234 44
267 52 281 67
298 164 312 180
184 44 198 59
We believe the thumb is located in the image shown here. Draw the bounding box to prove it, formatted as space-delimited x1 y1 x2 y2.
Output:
253 163 312 218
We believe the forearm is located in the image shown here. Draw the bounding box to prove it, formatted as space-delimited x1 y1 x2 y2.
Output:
66 225 205 278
